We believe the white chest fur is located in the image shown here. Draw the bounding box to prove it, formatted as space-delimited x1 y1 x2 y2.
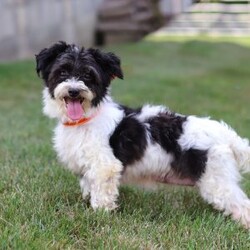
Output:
53 102 124 175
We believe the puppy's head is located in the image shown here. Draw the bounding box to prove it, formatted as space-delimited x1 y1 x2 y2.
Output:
36 41 123 121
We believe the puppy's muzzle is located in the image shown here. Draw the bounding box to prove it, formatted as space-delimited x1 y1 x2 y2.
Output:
68 88 80 98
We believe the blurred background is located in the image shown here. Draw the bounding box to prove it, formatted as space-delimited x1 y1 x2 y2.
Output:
1 0 249 61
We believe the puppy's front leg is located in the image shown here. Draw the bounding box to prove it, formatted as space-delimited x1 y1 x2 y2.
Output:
84 160 122 211
79 177 90 200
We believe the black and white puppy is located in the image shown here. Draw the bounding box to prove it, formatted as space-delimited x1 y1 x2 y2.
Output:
36 41 250 228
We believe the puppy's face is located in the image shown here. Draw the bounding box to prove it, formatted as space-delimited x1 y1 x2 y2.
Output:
36 41 123 121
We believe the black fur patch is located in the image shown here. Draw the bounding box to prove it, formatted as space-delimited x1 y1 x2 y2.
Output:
109 116 147 166
147 112 207 180
118 105 142 116
36 41 69 83
172 148 207 181
147 112 186 158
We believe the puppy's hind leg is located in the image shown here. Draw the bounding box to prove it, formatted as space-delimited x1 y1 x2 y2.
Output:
197 145 250 228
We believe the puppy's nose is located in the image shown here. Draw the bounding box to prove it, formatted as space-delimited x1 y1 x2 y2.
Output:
68 88 80 98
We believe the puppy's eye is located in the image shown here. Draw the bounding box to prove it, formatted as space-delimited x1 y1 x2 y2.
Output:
60 70 68 77
84 73 91 79
83 69 92 80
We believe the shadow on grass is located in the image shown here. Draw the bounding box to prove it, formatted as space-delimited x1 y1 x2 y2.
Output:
117 185 215 222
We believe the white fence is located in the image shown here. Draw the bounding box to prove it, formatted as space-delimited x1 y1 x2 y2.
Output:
0 0 103 61
160 0 193 15
0 0 193 61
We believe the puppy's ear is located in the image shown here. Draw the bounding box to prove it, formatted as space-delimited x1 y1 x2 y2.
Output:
88 48 123 80
36 41 69 82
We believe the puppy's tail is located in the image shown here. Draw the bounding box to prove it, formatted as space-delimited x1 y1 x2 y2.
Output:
230 136 250 173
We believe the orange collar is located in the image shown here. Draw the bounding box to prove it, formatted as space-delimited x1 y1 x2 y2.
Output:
63 114 96 127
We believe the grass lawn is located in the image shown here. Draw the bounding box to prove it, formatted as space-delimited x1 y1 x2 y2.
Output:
1 37 250 249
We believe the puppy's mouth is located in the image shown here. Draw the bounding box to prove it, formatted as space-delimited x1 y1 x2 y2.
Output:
63 97 85 121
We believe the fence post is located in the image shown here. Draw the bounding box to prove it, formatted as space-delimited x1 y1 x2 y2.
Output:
15 0 29 59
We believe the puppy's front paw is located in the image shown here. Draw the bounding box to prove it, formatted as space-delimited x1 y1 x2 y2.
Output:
79 177 90 201
88 165 121 211
82 190 90 201
91 196 118 211
90 181 119 211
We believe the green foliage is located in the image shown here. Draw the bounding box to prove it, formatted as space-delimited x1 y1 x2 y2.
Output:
1 38 250 249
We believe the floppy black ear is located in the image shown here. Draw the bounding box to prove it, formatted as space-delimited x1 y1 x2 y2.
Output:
88 48 123 80
35 41 69 82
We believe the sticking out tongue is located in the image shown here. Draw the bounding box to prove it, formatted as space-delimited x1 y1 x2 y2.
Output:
66 100 84 121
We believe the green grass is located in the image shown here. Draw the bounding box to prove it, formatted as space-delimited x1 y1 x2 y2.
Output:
1 37 250 249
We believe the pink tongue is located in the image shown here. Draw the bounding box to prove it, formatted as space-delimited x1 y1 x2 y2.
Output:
66 100 84 121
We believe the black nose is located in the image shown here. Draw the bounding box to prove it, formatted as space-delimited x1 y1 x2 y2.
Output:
68 88 80 98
